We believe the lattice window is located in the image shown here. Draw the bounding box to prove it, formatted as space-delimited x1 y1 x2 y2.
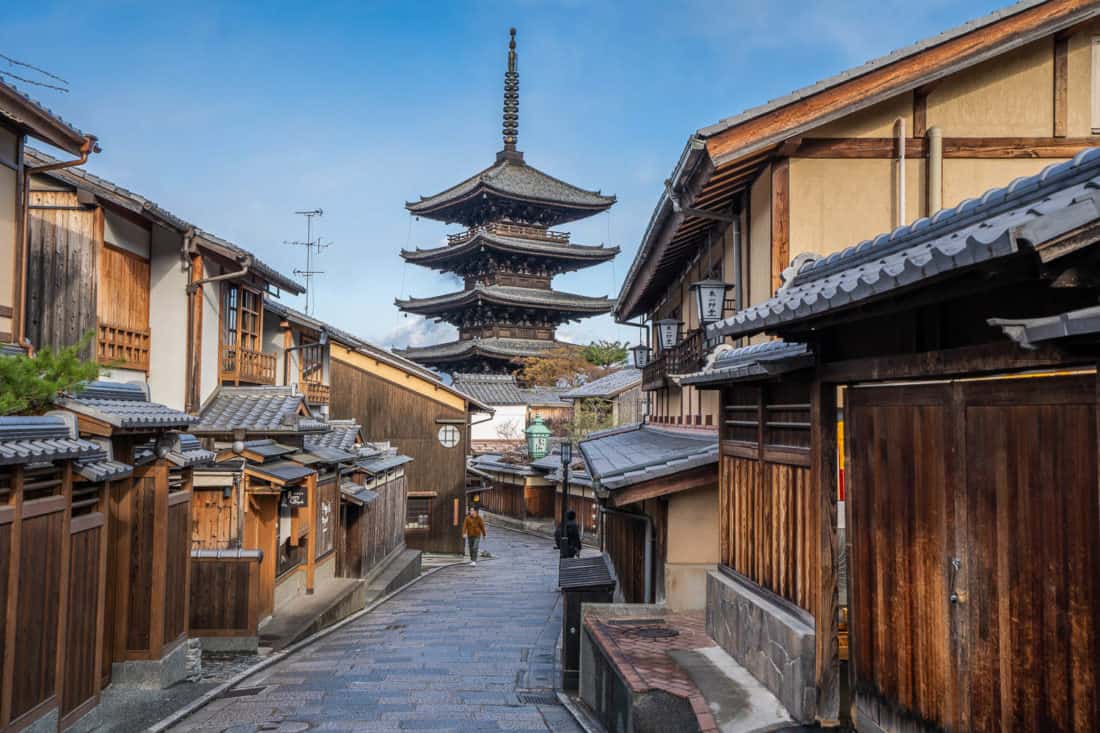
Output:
406 497 432 531
23 463 62 502
764 382 811 450
0 468 12 506
71 483 101 517
722 384 761 444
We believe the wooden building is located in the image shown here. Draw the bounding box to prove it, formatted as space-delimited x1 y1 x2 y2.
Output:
687 147 1100 730
0 78 98 351
0 415 116 732
560 368 644 428
396 28 617 374
338 443 413 580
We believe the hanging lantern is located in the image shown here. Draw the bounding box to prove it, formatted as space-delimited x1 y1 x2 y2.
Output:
655 319 683 350
691 279 733 324
525 415 552 460
630 343 652 369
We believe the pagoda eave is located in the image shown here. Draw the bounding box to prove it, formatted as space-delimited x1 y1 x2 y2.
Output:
394 286 614 317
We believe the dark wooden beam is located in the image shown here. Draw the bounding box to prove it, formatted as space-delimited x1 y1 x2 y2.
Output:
609 463 717 507
1054 36 1069 137
794 136 1099 159
771 158 790 295
913 90 928 139
810 376 839 724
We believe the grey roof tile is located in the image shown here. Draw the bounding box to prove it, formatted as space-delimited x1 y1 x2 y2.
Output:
401 230 618 265
396 337 561 362
74 447 133 482
579 424 717 491
194 386 328 435
132 433 216 468
247 460 314 484
680 341 812 386
452 374 527 405
0 79 91 154
396 284 613 315
561 369 642 399
356 454 413 475
521 386 571 407
469 453 537 477
59 381 195 430
712 149 1100 339
293 446 358 465
340 480 379 506
988 304 1100 349
0 415 101 466
305 420 363 453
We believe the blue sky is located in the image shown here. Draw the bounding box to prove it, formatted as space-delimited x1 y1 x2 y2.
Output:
3 0 1006 350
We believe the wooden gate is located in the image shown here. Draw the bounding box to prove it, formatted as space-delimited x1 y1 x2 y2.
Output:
847 375 1100 732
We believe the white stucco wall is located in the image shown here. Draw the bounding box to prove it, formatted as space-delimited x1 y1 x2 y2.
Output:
472 404 527 442
200 263 222 405
103 209 150 258
148 226 188 409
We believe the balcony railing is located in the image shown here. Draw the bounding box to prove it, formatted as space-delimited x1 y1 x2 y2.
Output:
447 222 571 246
97 321 150 372
641 329 710 391
642 352 667 391
300 381 330 405
221 345 276 385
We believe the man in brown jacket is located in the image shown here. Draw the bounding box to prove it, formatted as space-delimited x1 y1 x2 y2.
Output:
461 506 486 565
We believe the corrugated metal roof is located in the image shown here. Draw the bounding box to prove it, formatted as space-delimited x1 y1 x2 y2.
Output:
194 386 328 435
712 149 1100 339
59 381 195 430
558 554 617 590
679 341 811 387
0 416 100 466
579 424 717 491
561 369 642 399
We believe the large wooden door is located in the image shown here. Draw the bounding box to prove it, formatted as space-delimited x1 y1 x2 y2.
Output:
847 375 1100 732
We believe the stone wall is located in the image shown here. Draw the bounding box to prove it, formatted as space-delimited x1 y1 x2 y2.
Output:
705 570 817 722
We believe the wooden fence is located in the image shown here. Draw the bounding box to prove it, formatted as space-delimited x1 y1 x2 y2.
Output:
478 481 525 519
189 551 263 638
340 472 408 580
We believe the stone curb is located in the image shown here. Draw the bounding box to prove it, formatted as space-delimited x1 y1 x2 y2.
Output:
556 691 607 733
147 559 468 732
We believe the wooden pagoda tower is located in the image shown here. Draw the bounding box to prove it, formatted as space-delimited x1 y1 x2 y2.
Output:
396 28 618 374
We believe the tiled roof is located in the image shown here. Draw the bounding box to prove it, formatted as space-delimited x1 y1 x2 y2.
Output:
712 149 1100 339
469 453 537 477
579 424 718 491
561 369 642 399
396 337 560 362
293 446 358 465
521 387 570 407
407 156 615 226
306 420 363 453
356 454 413 476
396 284 613 316
132 433 216 468
679 341 811 387
340 480 379 506
0 415 101 466
0 79 91 154
401 231 618 266
74 447 133 482
240 439 297 459
246 460 314 484
194 386 328 435
989 304 1100 349
58 381 195 430
452 374 527 406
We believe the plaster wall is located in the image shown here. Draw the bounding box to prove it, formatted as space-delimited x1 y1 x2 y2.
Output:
665 484 719 611
812 92 915 138
472 403 526 442
103 209 150 259
148 226 188 410
262 314 286 386
942 157 1067 208
1066 20 1100 136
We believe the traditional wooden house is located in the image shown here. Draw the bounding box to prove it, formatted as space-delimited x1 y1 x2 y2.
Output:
55 381 206 691
560 368 644 428
0 415 114 732
469 451 553 524
685 148 1100 730
0 78 97 350
599 0 1100 723
337 438 414 581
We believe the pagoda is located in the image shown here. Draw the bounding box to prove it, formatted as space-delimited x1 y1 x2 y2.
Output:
395 28 618 375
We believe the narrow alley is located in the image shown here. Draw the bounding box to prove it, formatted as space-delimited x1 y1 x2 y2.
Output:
169 528 583 733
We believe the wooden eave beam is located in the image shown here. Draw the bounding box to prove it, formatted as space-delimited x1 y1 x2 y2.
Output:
704 0 1100 167
608 463 717 507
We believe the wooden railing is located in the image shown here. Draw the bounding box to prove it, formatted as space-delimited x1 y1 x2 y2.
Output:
642 352 667 391
300 381 330 405
667 328 707 375
221 345 277 385
97 321 150 371
447 222 571 245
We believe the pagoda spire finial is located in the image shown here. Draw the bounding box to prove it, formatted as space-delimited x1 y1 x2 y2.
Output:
501 27 520 155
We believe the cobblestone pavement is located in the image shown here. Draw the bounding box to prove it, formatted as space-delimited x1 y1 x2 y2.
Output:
170 528 581 732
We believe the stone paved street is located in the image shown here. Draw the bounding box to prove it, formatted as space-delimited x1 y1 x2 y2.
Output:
170 528 582 732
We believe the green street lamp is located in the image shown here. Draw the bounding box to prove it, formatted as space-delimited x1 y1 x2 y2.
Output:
526 415 551 460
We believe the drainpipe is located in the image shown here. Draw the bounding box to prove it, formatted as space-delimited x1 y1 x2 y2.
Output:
599 504 654 604
16 135 98 345
927 126 943 215
187 254 253 292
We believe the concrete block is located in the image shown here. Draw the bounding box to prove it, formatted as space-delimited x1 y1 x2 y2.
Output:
110 637 190 689
705 570 816 723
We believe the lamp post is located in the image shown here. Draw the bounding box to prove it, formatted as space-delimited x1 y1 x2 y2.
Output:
560 440 573 558
630 343 651 369
525 415 551 460
655 318 683 351
690 279 733 325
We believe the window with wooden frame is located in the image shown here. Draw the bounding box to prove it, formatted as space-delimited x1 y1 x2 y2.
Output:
221 282 275 384
405 496 432 531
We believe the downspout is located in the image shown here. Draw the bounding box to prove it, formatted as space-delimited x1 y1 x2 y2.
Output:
182 228 199 412
599 504 654 604
187 254 253 291
16 135 97 345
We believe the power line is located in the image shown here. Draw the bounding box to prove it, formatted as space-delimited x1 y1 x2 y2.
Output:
0 53 69 85
0 69 69 93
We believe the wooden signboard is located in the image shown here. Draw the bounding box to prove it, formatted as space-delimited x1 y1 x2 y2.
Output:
285 488 307 508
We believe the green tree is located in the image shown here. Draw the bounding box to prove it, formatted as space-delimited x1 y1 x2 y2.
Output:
582 340 629 368
0 333 100 415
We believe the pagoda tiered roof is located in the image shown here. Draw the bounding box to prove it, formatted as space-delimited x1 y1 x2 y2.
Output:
394 336 561 366
400 226 618 274
405 151 615 228
395 284 613 321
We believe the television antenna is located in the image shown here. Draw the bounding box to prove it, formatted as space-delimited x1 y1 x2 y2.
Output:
286 208 330 315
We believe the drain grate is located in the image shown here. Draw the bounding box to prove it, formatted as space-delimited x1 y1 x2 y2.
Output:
217 685 266 699
517 691 561 706
629 626 680 639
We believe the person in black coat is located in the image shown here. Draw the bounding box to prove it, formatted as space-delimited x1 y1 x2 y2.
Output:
559 510 582 559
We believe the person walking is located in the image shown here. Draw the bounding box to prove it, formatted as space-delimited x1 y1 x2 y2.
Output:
462 506 486 566
561 510 582 559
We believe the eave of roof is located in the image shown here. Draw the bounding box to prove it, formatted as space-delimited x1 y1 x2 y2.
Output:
679 341 812 387
401 232 619 266
561 369 643 399
395 337 561 362
396 284 614 316
0 80 93 155
578 423 718 491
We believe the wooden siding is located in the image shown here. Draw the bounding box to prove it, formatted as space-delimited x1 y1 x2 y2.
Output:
192 487 239 549
97 243 149 331
524 485 555 519
163 497 191 646
26 190 98 353
339 474 407 581
62 516 104 721
604 511 647 604
330 359 467 553
479 481 525 519
847 376 1100 732
189 556 261 637
315 478 337 561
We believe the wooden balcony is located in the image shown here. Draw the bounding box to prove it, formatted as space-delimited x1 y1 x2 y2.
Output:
642 330 709 391
447 222 571 246
97 321 150 372
642 352 667 391
300 381 330 405
221 345 276 385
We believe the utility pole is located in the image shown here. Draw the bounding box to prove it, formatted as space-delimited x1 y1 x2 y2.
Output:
286 209 329 315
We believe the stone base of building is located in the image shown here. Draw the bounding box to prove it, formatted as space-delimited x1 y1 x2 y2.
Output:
705 569 816 723
110 638 190 689
198 634 260 653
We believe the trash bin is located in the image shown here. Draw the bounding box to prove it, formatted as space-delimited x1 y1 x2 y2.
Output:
558 553 617 690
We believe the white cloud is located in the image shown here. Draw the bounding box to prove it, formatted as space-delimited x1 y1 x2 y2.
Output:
383 316 457 350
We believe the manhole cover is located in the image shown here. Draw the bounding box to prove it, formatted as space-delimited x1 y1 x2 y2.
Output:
517 692 560 706
629 627 680 639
